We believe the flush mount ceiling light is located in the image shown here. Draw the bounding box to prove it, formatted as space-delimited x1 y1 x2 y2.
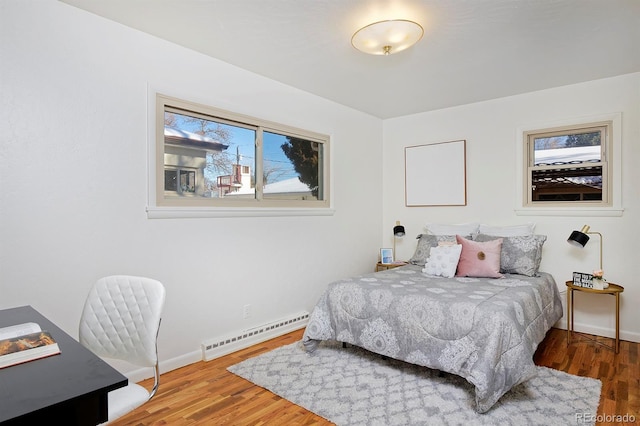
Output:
351 19 424 55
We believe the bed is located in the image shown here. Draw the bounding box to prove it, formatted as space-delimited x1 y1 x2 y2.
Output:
302 224 564 413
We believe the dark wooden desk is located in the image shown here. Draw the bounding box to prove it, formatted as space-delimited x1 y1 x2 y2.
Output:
0 305 127 425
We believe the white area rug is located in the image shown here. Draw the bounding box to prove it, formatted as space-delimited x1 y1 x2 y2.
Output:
228 340 601 426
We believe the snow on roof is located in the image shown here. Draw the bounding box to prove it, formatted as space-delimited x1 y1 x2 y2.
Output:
164 127 229 150
535 145 600 165
263 178 311 193
224 177 311 196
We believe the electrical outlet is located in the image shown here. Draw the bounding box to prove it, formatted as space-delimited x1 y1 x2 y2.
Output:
243 304 251 319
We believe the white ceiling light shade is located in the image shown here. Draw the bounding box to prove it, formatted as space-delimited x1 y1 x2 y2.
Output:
351 19 424 55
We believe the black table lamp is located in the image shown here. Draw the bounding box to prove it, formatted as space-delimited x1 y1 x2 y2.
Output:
567 224 603 270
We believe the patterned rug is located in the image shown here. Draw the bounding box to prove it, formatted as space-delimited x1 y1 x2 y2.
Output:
228 340 601 426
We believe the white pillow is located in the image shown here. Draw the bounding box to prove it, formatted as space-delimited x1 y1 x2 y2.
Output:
425 222 479 236
422 244 463 278
478 223 535 237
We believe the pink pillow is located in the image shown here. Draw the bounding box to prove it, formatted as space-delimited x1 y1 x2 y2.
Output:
455 235 503 278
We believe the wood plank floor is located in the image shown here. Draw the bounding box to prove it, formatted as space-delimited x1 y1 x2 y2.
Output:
111 327 639 426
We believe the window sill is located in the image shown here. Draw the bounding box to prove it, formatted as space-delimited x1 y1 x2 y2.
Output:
514 207 624 217
146 206 335 219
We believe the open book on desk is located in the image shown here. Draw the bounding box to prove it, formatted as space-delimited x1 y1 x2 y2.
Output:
0 322 60 368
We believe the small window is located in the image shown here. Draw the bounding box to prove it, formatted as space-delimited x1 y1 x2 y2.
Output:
164 168 196 194
523 121 612 207
154 94 330 210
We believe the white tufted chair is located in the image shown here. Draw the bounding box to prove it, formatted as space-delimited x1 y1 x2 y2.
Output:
79 275 166 424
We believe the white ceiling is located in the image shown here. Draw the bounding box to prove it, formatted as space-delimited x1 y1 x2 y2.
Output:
61 0 640 119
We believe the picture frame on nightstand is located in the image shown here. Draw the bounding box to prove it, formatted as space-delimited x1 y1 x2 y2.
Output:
572 271 593 288
380 248 394 264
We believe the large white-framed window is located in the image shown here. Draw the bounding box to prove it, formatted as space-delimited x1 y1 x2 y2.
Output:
148 93 331 218
516 113 623 217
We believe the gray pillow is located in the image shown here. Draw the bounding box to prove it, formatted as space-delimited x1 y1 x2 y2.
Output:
409 234 459 266
474 234 547 276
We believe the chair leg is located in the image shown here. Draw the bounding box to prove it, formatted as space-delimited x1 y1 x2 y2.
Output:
149 320 162 400
149 362 160 399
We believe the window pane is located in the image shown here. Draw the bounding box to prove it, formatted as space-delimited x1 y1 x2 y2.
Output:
164 169 177 191
164 110 256 199
532 165 602 202
529 128 603 203
263 131 323 200
533 131 601 165
179 170 195 193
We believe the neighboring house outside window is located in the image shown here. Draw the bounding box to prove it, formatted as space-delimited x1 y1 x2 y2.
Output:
217 163 252 198
163 127 229 197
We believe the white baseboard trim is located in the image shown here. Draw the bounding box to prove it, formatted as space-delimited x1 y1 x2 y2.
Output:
125 350 202 384
553 322 640 344
125 316 309 383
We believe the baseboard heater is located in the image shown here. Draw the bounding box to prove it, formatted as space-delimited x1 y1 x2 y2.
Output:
201 311 309 361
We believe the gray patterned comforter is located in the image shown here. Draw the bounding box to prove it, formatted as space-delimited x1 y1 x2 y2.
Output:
302 264 563 413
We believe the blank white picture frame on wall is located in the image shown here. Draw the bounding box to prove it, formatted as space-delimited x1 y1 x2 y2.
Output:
405 140 467 206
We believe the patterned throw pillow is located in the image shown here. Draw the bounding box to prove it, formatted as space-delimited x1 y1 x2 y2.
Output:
422 244 463 278
409 234 459 266
474 234 547 277
455 235 503 278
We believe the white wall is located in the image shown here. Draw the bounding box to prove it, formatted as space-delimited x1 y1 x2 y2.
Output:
383 73 640 343
0 1 383 376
